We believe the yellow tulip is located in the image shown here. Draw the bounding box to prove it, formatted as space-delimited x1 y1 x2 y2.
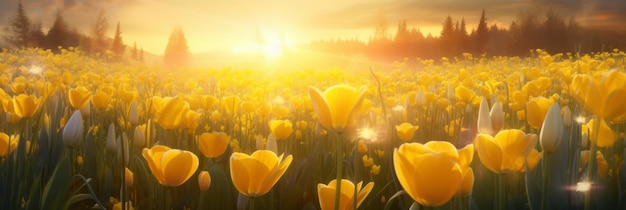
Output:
229 150 292 197
393 141 472 207
585 119 616 147
455 85 477 103
142 145 199 187
13 94 40 118
68 86 92 109
570 70 626 120
197 132 230 158
0 133 19 157
475 129 538 174
125 167 134 187
526 96 553 129
198 170 211 192
154 96 190 129
457 168 474 197
317 179 374 210
183 110 201 134
309 84 366 133
395 123 418 142
357 140 368 154
269 120 293 140
579 150 609 178
92 90 112 110
222 95 241 114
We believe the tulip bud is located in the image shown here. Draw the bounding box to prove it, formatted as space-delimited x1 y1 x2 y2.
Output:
63 110 83 148
107 123 117 152
129 101 139 125
357 140 368 154
198 170 211 192
125 167 134 187
133 125 145 147
562 106 572 127
540 103 564 153
266 134 277 154
117 133 129 165
477 98 493 135
490 102 504 133
255 135 264 150
415 91 426 107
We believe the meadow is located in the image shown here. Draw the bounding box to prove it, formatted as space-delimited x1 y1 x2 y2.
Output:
0 47 625 210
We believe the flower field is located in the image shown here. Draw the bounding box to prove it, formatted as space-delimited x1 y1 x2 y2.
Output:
1 47 625 210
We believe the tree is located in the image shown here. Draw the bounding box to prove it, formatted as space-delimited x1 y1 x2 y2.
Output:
91 10 109 54
475 9 489 54
163 25 190 69
131 41 138 60
139 47 145 63
4 1 31 48
43 11 71 52
110 21 125 57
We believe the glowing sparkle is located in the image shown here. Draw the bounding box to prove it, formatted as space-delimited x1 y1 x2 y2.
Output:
272 96 285 105
358 127 377 142
575 116 586 124
29 65 43 74
576 182 592 192
392 105 405 112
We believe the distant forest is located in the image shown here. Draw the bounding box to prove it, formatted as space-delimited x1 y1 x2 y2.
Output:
306 9 626 61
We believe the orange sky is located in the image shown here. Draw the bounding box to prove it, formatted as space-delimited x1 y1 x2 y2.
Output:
1 0 625 55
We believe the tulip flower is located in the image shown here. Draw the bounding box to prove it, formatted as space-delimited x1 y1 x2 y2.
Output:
540 103 564 153
490 101 504 133
125 167 134 187
0 133 19 157
457 168 474 197
269 120 293 140
229 150 292 197
395 123 418 142
68 86 92 109
357 140 368 154
92 90 112 110
317 179 374 210
197 132 230 158
477 97 493 135
393 142 473 207
142 145 199 187
13 94 40 118
309 84 366 133
474 129 538 174
107 123 117 152
585 119 616 147
154 96 190 129
527 96 553 129
570 70 626 121
579 150 609 178
198 170 211 192
62 110 83 148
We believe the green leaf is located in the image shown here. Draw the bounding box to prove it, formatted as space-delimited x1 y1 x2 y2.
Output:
64 193 98 209
25 175 42 210
42 156 72 210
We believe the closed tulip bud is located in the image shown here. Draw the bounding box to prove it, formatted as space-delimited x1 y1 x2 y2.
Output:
129 101 139 125
490 102 504 133
562 106 572 127
255 135 265 150
415 91 427 107
477 98 493 135
198 170 211 192
62 110 83 148
125 167 134 187
540 103 564 153
197 132 231 158
68 86 92 109
317 179 374 210
266 134 278 154
133 125 145 147
117 134 129 165
269 120 293 140
107 123 117 152
79 102 90 120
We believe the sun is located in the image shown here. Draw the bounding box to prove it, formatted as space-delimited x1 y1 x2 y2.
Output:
231 33 288 60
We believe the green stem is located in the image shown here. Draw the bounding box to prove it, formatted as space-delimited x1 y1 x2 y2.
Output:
541 153 550 210
249 196 256 210
584 117 601 210
334 132 344 210
497 174 506 210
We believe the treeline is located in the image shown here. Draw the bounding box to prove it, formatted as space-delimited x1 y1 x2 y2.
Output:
307 8 626 60
2 1 145 62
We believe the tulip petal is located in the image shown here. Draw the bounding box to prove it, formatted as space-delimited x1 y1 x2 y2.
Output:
230 153 252 196
605 88 626 121
309 87 333 131
261 154 292 195
393 148 420 203
142 145 171 185
356 182 374 208
323 84 362 132
318 182 352 210
475 134 503 173
161 150 199 186
425 141 459 161
458 144 474 169
413 153 463 207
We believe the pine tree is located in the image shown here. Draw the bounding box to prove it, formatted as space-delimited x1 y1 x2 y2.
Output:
131 41 138 60
44 11 70 52
110 21 125 57
91 10 109 55
4 1 31 48
475 9 489 54
163 25 190 69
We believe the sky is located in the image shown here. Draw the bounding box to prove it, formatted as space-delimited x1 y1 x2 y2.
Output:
1 0 625 55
